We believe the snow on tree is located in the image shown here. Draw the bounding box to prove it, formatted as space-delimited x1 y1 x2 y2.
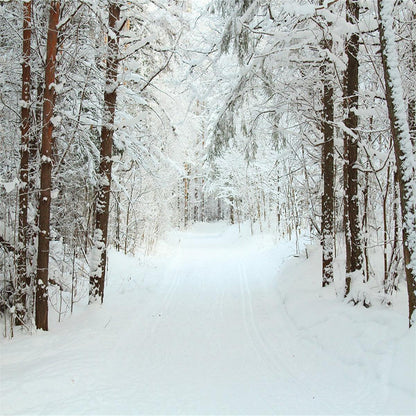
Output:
377 0 416 326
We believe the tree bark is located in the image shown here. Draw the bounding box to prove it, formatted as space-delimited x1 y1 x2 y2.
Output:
89 2 121 303
320 2 335 287
343 0 363 296
378 0 416 326
183 163 190 227
408 12 415 148
35 1 60 331
16 0 32 325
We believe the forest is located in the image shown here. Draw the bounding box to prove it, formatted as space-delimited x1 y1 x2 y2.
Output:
0 0 415 414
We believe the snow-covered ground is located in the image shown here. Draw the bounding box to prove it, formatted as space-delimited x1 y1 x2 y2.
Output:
1 222 415 415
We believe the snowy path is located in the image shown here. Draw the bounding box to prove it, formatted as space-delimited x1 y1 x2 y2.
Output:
1 223 415 415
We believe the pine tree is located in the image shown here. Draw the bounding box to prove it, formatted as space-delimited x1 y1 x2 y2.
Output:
36 0 60 331
89 2 122 303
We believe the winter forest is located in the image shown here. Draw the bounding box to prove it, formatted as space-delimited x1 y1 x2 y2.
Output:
0 0 415 414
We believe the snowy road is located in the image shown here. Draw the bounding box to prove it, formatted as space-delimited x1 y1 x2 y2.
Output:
1 223 415 415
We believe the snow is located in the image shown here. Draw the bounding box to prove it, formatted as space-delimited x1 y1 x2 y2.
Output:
2 178 18 194
1 223 415 415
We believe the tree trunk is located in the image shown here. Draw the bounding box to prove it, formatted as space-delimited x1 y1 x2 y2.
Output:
362 169 370 282
343 0 363 296
378 0 416 326
410 99 415 148
194 182 199 222
36 0 60 331
385 171 401 294
183 163 190 227
89 2 121 303
16 0 32 325
229 197 234 225
319 2 335 287
408 12 415 148
382 165 391 289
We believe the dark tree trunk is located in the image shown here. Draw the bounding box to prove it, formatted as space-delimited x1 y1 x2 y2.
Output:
89 2 121 303
230 197 235 225
35 1 60 331
321 76 334 287
16 0 32 325
343 0 363 296
408 13 415 148
319 1 335 287
378 0 416 326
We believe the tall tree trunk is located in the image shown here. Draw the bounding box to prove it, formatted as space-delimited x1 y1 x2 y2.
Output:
378 0 416 326
320 3 335 287
36 0 60 331
321 78 335 287
343 0 363 297
408 12 415 148
89 2 121 303
26 80 43 319
16 0 32 325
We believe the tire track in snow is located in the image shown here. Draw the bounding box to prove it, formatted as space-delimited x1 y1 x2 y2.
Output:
147 246 183 338
237 260 337 411
238 261 297 381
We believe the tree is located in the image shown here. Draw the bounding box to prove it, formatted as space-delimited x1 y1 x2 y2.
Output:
343 0 363 297
89 2 122 303
36 0 60 331
377 0 416 326
320 1 335 287
16 0 32 325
